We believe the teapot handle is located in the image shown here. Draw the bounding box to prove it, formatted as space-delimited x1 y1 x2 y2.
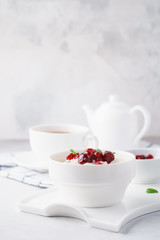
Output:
130 105 151 144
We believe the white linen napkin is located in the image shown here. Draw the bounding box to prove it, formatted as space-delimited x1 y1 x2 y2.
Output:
0 152 52 188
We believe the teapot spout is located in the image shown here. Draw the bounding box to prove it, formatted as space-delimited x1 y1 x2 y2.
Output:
82 105 94 129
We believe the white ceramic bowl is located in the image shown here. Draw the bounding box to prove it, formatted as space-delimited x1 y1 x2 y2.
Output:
49 150 135 207
128 148 160 184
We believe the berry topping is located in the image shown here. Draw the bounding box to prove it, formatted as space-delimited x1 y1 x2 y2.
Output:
136 154 154 159
103 151 115 164
66 149 115 165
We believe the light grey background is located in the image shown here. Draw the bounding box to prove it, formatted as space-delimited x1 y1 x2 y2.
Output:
0 0 160 139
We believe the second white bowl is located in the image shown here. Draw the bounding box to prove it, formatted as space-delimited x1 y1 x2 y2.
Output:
128 148 160 184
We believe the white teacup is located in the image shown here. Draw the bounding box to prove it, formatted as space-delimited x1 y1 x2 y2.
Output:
29 124 97 168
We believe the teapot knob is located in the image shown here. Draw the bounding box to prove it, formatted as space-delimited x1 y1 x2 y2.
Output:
109 94 120 103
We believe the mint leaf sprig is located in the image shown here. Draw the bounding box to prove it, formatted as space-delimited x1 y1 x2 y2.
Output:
96 149 102 153
70 149 77 155
146 188 158 194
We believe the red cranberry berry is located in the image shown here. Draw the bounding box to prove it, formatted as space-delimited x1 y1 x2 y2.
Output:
94 151 103 163
146 154 154 159
66 153 77 160
103 151 115 164
78 153 88 164
89 153 97 162
136 155 145 159
84 148 96 156
87 148 96 153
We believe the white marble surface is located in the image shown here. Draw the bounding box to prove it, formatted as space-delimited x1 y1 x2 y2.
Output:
0 0 160 138
1 140 160 239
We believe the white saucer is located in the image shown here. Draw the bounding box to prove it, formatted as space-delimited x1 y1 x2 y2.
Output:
15 152 48 173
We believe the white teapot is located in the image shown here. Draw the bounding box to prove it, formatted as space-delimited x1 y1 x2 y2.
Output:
83 95 151 150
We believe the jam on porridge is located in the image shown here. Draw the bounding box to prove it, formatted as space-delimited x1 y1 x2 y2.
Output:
66 148 115 165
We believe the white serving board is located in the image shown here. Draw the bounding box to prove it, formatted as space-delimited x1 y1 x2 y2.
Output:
18 183 160 232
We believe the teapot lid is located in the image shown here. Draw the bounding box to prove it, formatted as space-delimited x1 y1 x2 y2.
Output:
98 94 130 112
107 94 129 107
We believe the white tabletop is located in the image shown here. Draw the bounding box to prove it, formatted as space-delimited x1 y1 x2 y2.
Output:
1 139 160 240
